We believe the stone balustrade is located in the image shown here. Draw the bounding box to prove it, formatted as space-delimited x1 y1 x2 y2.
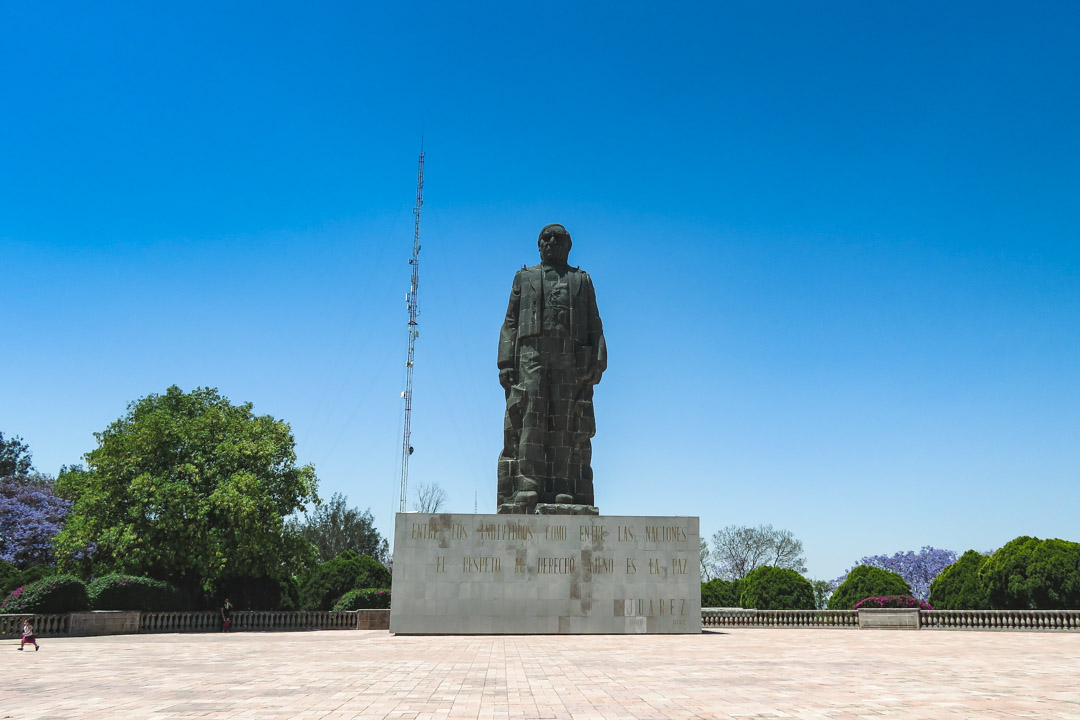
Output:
702 608 1080 631
7 608 1080 636
920 609 1080 631
0 613 70 637
3 610 377 637
702 608 858 628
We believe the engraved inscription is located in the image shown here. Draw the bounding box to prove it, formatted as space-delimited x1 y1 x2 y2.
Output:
435 556 446 573
649 558 663 574
537 557 576 574
462 556 502 573
579 525 608 542
590 556 614 574
644 525 687 543
672 558 687 574
411 522 439 540
617 526 635 542
452 523 469 540
545 524 567 541
475 522 534 542
626 558 637 574
618 598 690 617
514 556 528 574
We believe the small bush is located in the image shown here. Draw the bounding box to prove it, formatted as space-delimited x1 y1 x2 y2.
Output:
828 566 911 610
853 595 933 610
88 574 184 611
739 566 815 610
299 551 392 611
0 574 89 614
701 578 740 607
929 550 990 609
333 588 391 611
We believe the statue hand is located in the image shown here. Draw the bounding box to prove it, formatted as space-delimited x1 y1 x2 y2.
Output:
499 368 517 391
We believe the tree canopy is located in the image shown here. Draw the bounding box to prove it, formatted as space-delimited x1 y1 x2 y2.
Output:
290 492 389 565
0 432 34 477
53 385 319 601
833 546 957 602
707 524 807 580
0 473 71 569
827 565 911 609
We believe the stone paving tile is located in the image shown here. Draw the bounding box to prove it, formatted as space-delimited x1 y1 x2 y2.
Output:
0 628 1077 719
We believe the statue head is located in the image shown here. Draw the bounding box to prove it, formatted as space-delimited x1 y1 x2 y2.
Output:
538 223 572 265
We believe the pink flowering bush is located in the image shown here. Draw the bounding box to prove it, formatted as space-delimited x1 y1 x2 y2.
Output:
0 574 89 613
853 595 933 611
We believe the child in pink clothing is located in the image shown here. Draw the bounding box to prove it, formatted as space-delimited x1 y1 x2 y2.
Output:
20 620 39 651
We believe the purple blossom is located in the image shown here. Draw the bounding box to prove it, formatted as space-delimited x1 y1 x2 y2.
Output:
0 473 72 568
833 546 957 602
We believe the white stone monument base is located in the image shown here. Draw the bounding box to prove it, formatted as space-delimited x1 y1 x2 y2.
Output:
389 512 701 634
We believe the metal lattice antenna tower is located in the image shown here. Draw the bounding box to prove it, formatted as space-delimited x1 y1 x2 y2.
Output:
399 147 425 513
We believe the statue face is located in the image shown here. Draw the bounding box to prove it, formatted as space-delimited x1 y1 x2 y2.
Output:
538 233 571 265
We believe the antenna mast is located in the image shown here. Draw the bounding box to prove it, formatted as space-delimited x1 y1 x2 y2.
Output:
399 147 424 513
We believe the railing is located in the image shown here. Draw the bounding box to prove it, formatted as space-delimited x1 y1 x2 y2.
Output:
139 610 360 633
0 613 70 638
703 608 858 628
140 611 220 633
921 609 1080 631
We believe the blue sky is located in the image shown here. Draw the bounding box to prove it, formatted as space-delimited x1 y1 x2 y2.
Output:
2 1 1078 581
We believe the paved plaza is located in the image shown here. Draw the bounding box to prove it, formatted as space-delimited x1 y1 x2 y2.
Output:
2 628 1077 719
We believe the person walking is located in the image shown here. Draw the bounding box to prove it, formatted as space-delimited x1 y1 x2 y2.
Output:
20 619 39 651
220 598 233 632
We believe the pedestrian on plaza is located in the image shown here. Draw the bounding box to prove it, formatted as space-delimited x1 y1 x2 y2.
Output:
20 619 39 651
221 597 233 632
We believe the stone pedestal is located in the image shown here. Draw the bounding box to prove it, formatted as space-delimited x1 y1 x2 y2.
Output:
858 608 921 629
68 611 141 636
389 513 700 634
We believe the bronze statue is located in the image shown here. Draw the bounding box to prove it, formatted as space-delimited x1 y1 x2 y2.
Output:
497 223 606 515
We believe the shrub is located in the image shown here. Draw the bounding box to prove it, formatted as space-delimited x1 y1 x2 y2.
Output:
0 563 54 596
701 578 740 607
929 550 990 609
853 595 933 610
981 536 1080 610
827 565 911 610
0 574 89 614
332 588 391 611
299 551 392 610
88 574 184 611
738 566 815 610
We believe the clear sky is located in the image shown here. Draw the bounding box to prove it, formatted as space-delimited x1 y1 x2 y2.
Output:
2 1 1078 582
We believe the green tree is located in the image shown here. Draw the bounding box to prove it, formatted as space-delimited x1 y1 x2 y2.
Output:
53 386 319 604
827 565 911 609
0 432 33 477
981 536 1080 610
810 579 833 610
298 550 391 610
290 492 389 565
928 550 990 609
739 566 816 610
701 578 739 607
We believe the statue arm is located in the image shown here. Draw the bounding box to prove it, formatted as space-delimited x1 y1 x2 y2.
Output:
498 271 522 390
582 273 606 384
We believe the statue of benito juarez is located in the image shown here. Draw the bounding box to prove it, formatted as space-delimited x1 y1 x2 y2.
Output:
497 223 606 515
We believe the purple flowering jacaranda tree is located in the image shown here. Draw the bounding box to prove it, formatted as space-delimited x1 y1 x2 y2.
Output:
0 473 72 569
833 546 958 602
